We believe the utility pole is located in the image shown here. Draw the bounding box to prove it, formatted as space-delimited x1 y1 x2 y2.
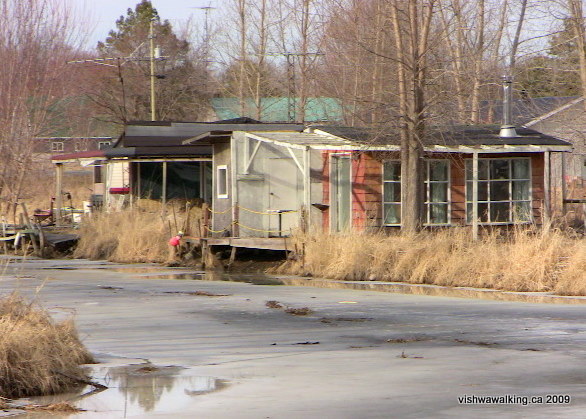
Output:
68 28 165 122
149 17 157 121
264 51 323 122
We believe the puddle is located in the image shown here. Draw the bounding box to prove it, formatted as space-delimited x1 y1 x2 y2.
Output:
23 363 227 418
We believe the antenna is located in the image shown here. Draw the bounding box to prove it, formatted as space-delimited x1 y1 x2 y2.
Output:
68 30 166 122
263 51 324 122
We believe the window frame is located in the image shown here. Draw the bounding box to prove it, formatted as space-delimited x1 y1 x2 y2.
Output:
382 160 402 226
465 157 533 225
424 159 451 226
51 141 64 152
382 159 451 227
216 165 229 199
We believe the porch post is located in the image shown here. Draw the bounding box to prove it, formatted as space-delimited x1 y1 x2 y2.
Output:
303 146 311 227
55 163 63 226
162 161 167 206
544 150 551 224
560 152 567 218
472 152 479 241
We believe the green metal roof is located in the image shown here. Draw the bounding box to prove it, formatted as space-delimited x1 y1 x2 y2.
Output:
210 97 343 122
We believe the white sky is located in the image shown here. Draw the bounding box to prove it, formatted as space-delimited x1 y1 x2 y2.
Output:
81 0 219 49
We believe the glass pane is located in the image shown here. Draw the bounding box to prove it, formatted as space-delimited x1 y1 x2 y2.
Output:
384 162 401 181
512 180 530 200
384 203 401 224
465 160 471 180
490 160 510 180
512 159 530 179
479 181 488 201
429 203 448 224
467 203 489 223
513 201 531 222
479 203 489 222
384 182 401 202
430 183 447 203
479 160 489 180
429 161 448 181
490 181 509 201
337 158 352 230
467 181 488 201
492 202 510 222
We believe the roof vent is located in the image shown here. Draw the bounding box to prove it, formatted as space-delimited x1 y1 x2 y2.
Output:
499 75 518 138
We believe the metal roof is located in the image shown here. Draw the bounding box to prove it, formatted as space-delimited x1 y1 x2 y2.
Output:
245 131 356 149
312 125 571 148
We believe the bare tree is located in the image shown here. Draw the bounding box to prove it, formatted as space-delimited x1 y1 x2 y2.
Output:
390 0 436 233
0 0 85 210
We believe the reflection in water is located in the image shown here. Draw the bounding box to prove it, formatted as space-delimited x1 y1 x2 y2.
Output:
27 363 226 418
135 268 586 305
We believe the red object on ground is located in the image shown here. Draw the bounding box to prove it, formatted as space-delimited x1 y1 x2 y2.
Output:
169 236 181 246
109 187 130 194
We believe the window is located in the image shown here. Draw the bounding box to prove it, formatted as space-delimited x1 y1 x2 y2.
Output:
383 160 451 226
217 165 228 198
424 160 450 225
465 158 531 224
383 161 401 225
51 142 64 152
98 141 111 150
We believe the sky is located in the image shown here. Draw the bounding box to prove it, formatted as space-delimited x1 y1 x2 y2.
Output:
81 0 219 49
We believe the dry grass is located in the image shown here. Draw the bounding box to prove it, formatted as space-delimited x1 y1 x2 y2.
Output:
279 227 586 294
74 204 202 263
0 293 94 398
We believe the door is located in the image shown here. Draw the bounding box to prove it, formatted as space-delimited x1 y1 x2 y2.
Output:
331 155 351 232
268 158 300 236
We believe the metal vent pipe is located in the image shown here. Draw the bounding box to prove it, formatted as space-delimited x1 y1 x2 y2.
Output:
499 75 518 138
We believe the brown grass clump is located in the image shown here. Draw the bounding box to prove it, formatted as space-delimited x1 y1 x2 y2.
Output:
0 293 94 399
74 204 202 263
280 227 585 293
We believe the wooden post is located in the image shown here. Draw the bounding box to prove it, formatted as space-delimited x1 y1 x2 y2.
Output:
472 152 479 241
21 203 39 255
561 152 567 219
303 146 311 229
1 220 7 254
55 163 64 226
162 161 168 206
544 150 551 225
202 202 210 237
232 202 239 238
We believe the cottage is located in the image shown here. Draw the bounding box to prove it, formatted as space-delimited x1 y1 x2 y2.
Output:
184 123 570 238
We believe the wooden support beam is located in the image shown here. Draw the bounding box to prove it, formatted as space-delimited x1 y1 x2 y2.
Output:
162 161 168 206
472 152 479 241
55 163 64 225
544 150 551 225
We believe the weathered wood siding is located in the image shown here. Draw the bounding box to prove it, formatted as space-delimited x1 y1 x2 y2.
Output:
322 150 548 231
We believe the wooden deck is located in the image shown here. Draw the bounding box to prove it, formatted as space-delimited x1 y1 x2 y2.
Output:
185 237 293 252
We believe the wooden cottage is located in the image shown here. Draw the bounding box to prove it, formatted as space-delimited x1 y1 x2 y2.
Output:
187 124 571 238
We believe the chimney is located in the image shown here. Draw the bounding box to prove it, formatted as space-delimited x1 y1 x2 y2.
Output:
499 75 518 138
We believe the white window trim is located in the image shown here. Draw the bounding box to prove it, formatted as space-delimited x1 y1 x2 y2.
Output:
424 159 451 226
51 141 64 152
382 159 452 227
465 157 533 225
382 160 401 226
217 164 229 199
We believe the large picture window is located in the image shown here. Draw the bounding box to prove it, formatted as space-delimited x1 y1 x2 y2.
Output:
465 158 531 224
383 160 450 226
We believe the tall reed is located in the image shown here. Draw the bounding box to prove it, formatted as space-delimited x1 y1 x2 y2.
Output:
282 227 584 294
0 293 94 398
